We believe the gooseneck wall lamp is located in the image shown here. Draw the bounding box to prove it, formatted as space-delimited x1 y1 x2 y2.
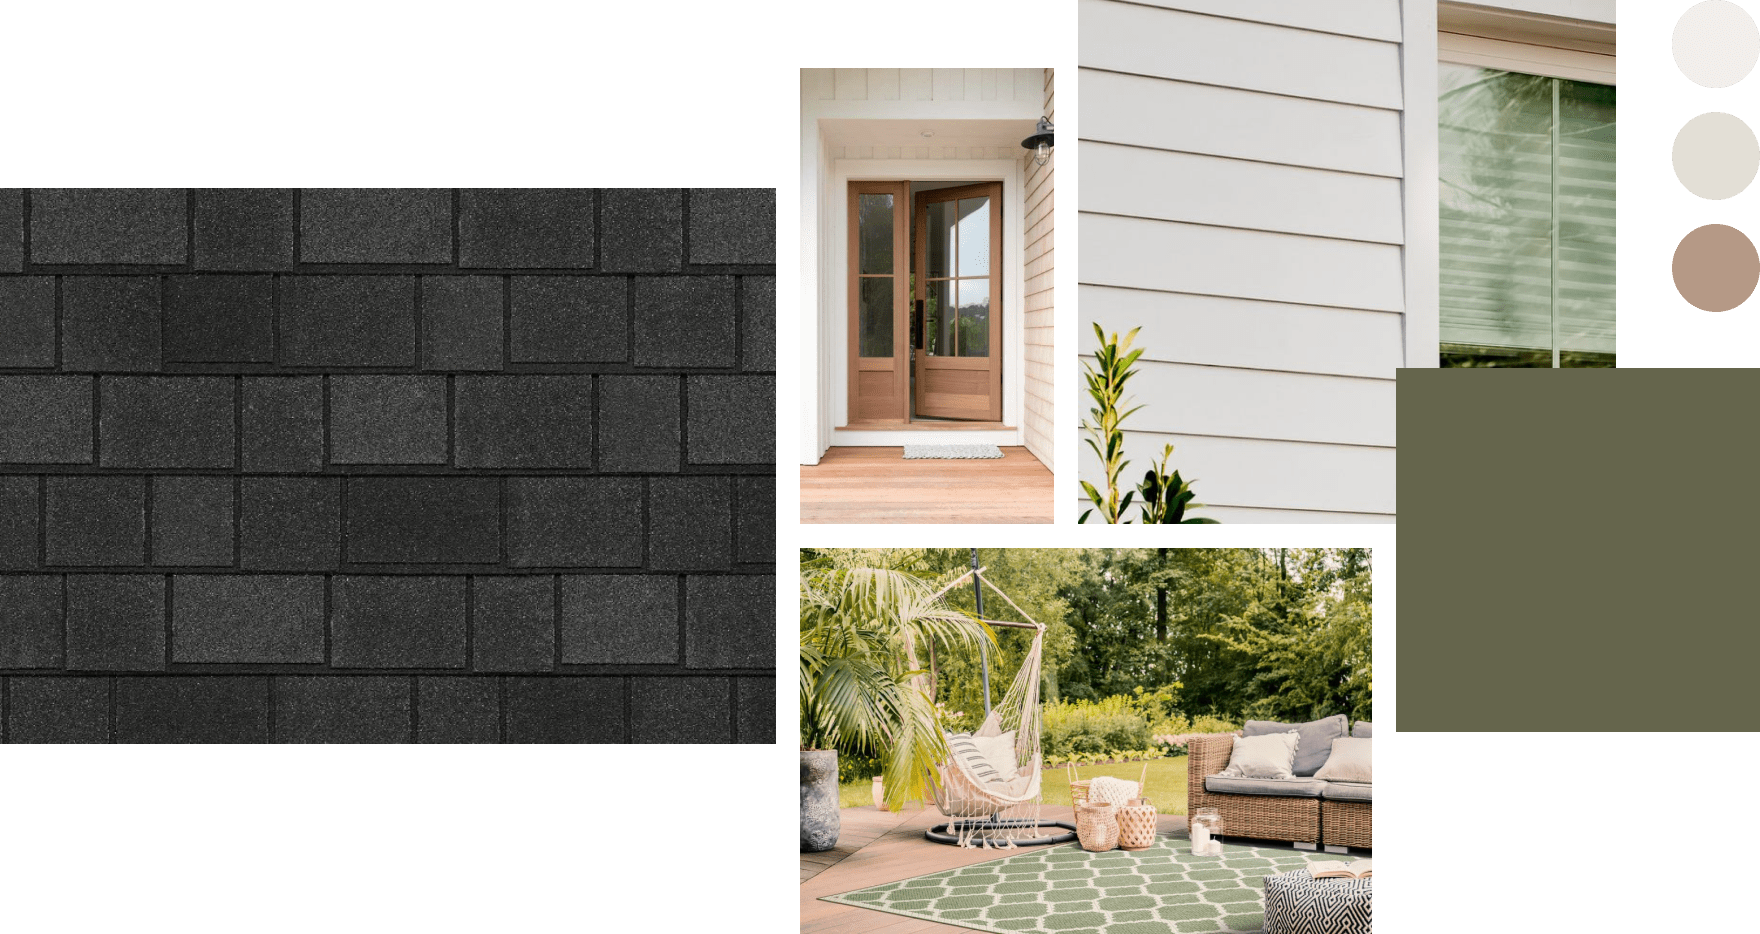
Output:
1021 117 1055 166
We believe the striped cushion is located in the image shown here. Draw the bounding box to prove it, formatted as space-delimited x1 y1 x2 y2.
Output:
947 731 1016 784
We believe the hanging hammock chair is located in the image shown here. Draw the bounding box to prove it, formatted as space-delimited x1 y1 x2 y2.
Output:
921 566 1076 848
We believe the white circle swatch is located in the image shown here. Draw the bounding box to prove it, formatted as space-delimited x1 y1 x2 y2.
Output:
1674 1 1760 88
1674 112 1760 199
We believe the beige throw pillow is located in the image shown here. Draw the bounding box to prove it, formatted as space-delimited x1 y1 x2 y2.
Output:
1217 730 1300 780
948 730 1017 784
1314 737 1372 783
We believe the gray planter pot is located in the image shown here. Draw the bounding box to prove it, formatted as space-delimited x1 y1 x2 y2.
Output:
800 749 841 852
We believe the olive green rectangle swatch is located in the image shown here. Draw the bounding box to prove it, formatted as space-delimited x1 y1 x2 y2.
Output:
1398 369 1758 731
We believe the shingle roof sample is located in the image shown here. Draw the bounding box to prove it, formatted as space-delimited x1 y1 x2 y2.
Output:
0 188 775 745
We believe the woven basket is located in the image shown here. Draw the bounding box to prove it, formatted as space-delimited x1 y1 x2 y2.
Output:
1117 798 1159 851
1075 800 1119 852
1070 779 1093 811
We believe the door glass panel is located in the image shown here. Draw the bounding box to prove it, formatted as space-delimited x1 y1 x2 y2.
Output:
859 277 893 357
957 197 990 276
956 278 989 357
925 279 953 356
926 200 955 278
858 194 894 274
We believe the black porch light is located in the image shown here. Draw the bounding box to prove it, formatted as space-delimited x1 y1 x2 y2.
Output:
1021 117 1055 166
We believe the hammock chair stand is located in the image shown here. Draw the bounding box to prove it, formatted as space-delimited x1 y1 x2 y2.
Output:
922 558 1076 848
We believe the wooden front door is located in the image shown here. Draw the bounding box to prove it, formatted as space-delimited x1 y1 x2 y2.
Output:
847 181 911 423
914 182 1002 421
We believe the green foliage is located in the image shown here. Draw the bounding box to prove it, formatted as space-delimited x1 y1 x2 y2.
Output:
1041 690 1242 762
798 549 996 810
1079 324 1214 524
1043 548 1371 720
1079 324 1144 523
1136 444 1219 524
839 753 882 784
1043 695 1153 757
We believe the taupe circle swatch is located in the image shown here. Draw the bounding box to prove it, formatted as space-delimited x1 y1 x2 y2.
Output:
1674 112 1760 199
1674 1 1760 88
1674 224 1760 311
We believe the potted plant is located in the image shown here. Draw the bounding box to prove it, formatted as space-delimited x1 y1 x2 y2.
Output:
799 552 993 852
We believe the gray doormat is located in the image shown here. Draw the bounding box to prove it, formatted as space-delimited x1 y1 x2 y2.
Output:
904 444 1003 459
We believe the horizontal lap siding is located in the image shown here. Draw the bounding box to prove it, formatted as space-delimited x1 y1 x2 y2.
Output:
1082 144 1403 243
1080 1 1403 108
1078 0 1406 521
1081 215 1405 311
1078 431 1396 517
1077 286 1402 380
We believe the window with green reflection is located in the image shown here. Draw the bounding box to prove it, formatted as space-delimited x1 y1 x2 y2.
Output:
1439 65 1614 367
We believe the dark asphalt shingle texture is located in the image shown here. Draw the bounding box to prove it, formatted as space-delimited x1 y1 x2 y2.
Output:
0 188 773 745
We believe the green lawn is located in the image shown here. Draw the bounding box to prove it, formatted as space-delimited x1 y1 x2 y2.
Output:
839 756 1191 814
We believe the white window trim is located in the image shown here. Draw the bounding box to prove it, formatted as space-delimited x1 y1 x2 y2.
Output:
824 158 1026 448
1439 34 1615 84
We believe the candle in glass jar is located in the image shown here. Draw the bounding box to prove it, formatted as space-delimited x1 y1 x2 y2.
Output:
1192 824 1210 852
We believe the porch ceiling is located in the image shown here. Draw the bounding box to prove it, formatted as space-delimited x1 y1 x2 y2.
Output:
819 118 1039 153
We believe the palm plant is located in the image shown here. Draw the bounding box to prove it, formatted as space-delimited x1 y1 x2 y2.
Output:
800 552 996 810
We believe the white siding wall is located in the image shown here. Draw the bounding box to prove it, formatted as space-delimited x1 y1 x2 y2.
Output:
1077 0 1407 521
1022 69 1054 469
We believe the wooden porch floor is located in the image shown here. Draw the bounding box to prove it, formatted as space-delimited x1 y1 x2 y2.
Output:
801 805 1190 934
800 447 1054 524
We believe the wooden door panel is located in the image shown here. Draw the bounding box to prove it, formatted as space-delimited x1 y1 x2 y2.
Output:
914 181 1003 422
847 181 911 423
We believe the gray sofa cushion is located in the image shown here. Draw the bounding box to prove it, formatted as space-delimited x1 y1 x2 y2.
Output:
1322 781 1373 803
1204 775 1326 798
1244 714 1348 776
1351 721 1372 738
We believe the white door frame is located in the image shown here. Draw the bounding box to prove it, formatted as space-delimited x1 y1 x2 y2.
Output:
824 158 1026 448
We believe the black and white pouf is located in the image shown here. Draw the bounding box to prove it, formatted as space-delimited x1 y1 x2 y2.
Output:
1263 870 1372 934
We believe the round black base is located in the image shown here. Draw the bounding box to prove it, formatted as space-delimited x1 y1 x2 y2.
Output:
925 819 1078 846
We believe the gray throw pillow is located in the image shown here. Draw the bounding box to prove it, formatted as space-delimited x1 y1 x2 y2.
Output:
1243 714 1347 776
1351 721 1372 738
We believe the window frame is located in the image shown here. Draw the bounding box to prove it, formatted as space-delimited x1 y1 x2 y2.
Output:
1435 15 1616 368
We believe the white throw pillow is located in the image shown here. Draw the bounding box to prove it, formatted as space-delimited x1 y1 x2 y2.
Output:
1314 737 1372 783
1217 730 1300 780
948 730 1017 784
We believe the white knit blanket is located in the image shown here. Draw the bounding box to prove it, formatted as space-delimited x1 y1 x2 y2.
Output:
1088 775 1139 806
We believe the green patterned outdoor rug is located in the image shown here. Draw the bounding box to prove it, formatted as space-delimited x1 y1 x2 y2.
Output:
821 835 1339 934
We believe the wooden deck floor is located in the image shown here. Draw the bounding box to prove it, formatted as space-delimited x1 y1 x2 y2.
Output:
800 447 1054 524
801 805 1190 934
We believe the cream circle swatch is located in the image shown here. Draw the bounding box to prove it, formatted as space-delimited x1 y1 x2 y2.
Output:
1674 112 1760 199
1674 1 1760 87
1674 224 1760 311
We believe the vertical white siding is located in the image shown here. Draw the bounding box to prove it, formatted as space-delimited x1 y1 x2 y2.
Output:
1022 68 1055 470
1077 1 1406 522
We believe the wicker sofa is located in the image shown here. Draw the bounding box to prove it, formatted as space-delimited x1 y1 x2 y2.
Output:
1185 722 1371 850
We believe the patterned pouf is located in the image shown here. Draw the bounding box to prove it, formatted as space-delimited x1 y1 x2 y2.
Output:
1263 870 1372 934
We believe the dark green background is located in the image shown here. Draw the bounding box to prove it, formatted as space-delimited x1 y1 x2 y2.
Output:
1619 0 1760 362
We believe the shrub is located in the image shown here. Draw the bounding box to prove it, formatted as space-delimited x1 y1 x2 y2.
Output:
1042 695 1152 758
